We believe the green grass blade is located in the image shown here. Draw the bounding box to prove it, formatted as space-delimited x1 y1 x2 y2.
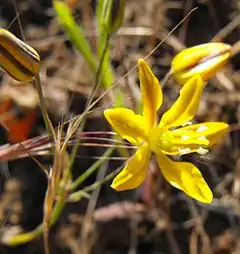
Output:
54 1 113 87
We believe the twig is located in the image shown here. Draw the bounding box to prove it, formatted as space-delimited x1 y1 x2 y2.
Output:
212 14 240 42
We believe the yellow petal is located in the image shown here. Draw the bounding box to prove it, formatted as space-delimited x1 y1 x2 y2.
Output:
171 43 231 85
156 152 213 203
138 59 163 129
111 143 150 191
159 75 204 128
175 122 229 147
104 108 148 145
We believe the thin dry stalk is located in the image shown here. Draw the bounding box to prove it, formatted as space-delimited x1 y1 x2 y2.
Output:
187 201 212 254
79 161 109 254
43 124 68 254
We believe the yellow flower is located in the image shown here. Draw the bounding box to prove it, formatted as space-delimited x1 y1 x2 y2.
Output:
104 59 229 203
171 43 231 85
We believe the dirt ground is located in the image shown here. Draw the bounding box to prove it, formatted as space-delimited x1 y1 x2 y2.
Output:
0 0 240 253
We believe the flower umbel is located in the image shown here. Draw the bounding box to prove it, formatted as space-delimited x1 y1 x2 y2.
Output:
104 59 229 203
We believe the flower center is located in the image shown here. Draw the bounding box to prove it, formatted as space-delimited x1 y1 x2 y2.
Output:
148 127 174 154
147 127 210 155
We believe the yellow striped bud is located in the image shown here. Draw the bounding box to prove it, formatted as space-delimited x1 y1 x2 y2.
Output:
0 29 41 82
171 43 231 85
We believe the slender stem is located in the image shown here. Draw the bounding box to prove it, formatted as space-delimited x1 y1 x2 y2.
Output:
5 147 119 246
231 41 240 57
34 74 57 254
161 69 172 88
6 198 65 246
68 33 111 174
93 33 111 95
69 166 121 202
5 162 120 245
34 74 56 143
80 160 108 253
71 147 114 190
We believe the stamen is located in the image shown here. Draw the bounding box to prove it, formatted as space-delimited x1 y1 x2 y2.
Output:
182 121 192 127
181 135 190 140
197 147 209 155
198 136 207 140
178 148 191 155
148 128 173 153
197 125 208 132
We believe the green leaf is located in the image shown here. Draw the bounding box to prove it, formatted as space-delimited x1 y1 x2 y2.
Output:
54 1 113 87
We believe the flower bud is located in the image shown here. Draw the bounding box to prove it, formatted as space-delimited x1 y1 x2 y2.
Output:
97 0 126 35
171 43 231 85
0 29 41 82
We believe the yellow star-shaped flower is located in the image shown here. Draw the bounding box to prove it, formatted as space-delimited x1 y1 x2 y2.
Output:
104 59 229 203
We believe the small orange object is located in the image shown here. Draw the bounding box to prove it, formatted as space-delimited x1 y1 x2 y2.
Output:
0 99 37 143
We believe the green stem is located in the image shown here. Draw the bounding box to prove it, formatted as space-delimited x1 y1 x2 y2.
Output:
34 74 58 253
34 74 56 142
53 1 98 74
69 165 121 202
6 199 65 246
53 1 113 88
67 33 112 176
94 33 111 90
71 147 114 190
6 159 119 245
5 147 117 245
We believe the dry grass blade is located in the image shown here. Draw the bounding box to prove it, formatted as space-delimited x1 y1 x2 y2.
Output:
43 123 69 254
